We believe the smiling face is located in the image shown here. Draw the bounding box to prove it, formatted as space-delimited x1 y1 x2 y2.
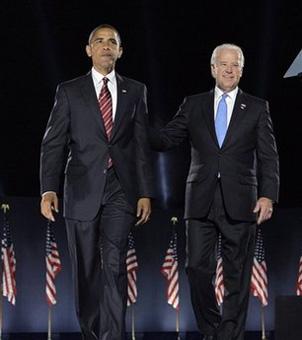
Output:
86 27 123 75
211 47 243 92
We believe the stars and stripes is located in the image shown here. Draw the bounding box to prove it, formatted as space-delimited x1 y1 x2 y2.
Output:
46 221 62 305
296 254 302 296
250 228 268 306
215 229 268 306
215 233 224 306
1 214 17 305
161 230 179 310
127 232 138 306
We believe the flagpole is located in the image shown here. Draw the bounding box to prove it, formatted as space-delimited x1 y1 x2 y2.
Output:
260 304 267 340
176 309 181 340
48 305 52 340
131 304 135 340
0 204 9 340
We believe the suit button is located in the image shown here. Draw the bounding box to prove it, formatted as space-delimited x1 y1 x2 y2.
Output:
103 169 107 174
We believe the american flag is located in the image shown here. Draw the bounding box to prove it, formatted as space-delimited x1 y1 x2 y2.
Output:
46 221 62 305
250 228 268 306
127 232 138 306
215 233 224 306
161 229 179 310
296 254 302 296
1 213 17 305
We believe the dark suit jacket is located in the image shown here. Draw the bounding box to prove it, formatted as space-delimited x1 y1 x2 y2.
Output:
40 72 154 221
152 89 279 221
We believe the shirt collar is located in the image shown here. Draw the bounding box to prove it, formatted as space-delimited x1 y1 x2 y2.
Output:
91 67 116 84
215 86 238 101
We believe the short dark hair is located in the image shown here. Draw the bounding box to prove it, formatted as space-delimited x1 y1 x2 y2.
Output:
88 24 122 45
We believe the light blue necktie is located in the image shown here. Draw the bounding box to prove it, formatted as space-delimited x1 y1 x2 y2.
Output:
215 94 228 147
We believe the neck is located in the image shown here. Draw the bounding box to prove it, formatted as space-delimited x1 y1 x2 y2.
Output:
94 65 114 76
216 86 237 94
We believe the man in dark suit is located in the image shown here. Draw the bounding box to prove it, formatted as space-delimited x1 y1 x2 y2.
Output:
151 44 279 340
40 24 154 340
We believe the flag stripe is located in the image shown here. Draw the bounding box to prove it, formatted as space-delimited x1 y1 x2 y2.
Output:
215 229 268 306
127 232 138 306
161 230 179 310
250 229 268 306
45 222 62 306
215 236 224 306
297 256 302 296
2 217 17 305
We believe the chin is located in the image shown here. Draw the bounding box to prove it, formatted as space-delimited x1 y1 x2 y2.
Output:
223 84 236 91
101 61 113 67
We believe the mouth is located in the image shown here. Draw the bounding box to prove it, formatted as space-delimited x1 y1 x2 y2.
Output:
100 53 113 58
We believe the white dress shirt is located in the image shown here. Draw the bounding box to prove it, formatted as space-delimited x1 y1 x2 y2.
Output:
214 86 238 127
91 67 118 121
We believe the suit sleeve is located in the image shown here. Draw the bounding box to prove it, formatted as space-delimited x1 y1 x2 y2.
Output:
256 100 279 202
149 97 189 151
134 85 155 198
40 84 70 195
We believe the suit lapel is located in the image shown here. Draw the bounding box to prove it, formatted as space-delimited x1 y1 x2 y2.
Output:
110 73 128 140
222 89 247 147
202 90 218 145
80 72 107 139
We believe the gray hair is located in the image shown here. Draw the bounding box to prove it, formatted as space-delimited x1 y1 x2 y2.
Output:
211 44 244 68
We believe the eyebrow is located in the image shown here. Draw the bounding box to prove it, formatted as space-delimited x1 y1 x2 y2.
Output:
218 61 240 65
92 37 118 43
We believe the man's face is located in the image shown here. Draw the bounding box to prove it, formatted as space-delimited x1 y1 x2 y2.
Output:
86 27 123 75
211 48 243 92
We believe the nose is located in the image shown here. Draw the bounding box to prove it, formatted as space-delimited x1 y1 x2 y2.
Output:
225 65 233 73
102 41 110 50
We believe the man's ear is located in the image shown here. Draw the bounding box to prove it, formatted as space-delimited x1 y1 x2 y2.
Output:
117 47 123 59
86 45 92 58
211 64 216 78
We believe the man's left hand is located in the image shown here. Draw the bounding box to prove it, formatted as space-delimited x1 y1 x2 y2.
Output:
253 197 273 225
136 198 151 225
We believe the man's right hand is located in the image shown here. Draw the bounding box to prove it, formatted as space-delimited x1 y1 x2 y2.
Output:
40 192 59 222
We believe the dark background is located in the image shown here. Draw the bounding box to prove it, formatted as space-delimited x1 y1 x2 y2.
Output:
0 0 302 334
1 0 302 208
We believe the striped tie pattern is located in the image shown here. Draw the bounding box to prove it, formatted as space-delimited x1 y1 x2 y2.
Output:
99 77 113 167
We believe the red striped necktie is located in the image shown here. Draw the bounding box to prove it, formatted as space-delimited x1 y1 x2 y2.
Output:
99 77 113 167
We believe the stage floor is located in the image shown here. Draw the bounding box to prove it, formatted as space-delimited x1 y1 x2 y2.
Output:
1 332 275 339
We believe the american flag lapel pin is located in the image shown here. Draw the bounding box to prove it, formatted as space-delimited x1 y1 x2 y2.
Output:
122 89 127 94
240 103 247 110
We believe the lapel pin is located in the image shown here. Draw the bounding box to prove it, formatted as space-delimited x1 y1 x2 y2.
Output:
122 89 127 94
240 103 246 110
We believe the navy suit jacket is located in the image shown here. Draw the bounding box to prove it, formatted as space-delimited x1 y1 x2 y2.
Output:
40 72 154 221
152 89 279 221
